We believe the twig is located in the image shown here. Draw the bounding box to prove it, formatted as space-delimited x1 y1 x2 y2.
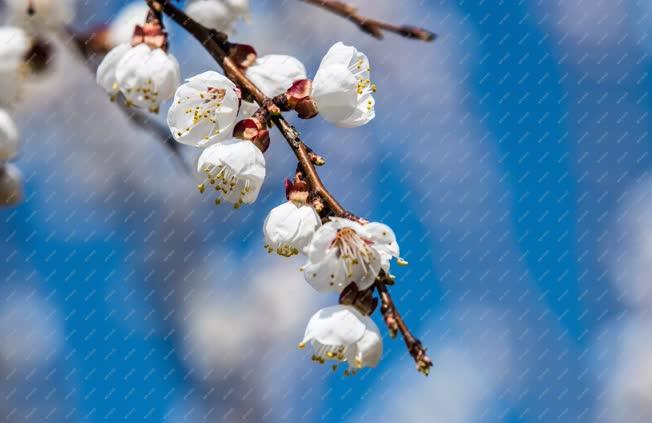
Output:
64 28 188 172
146 0 431 374
299 0 435 41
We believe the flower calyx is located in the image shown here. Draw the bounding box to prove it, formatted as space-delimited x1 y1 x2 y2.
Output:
227 43 257 70
233 108 270 152
285 79 318 119
132 10 168 51
339 282 378 316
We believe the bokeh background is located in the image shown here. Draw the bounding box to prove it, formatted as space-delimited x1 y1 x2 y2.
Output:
1 0 652 421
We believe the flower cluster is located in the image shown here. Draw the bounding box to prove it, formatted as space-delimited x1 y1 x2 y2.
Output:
91 2 422 373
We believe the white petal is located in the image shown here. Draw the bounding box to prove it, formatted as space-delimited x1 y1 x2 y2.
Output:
302 305 367 346
347 315 382 368
263 201 321 256
245 54 306 97
334 94 375 128
318 41 357 69
0 109 19 162
224 0 249 15
196 138 265 204
108 2 150 46
312 64 358 123
186 0 237 32
361 221 400 259
304 221 338 261
115 44 180 111
353 248 382 290
236 100 259 120
303 249 349 293
96 43 131 95
167 71 240 147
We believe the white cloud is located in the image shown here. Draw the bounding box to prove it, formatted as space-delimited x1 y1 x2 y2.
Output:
594 316 652 422
0 285 62 372
606 175 652 309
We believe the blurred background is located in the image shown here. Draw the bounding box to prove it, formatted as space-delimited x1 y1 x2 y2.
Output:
1 0 652 421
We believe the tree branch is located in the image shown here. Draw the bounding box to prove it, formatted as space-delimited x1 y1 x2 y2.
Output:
146 0 431 374
299 0 436 41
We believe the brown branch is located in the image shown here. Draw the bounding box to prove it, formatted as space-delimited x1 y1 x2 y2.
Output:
299 0 435 41
147 0 431 375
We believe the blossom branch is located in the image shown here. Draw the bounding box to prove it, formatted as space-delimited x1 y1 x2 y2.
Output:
146 0 431 375
299 0 436 41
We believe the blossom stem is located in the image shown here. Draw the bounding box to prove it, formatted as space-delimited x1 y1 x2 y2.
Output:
146 0 431 375
298 0 436 42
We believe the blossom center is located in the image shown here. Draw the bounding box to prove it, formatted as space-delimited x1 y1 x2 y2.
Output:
331 227 375 277
198 164 252 208
348 58 376 112
175 86 228 141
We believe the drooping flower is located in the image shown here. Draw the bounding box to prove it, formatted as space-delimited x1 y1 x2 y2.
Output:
0 109 19 162
196 138 265 207
303 217 401 293
6 0 75 33
186 0 248 33
114 43 180 112
0 163 23 206
167 71 241 148
263 181 321 257
107 2 150 47
299 305 382 372
311 42 376 128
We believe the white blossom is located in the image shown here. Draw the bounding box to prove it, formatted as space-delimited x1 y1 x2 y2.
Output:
0 163 23 206
0 109 19 162
246 55 306 98
196 138 265 207
95 43 131 98
167 71 240 147
237 54 307 119
312 42 376 128
6 0 75 33
107 2 150 47
299 305 382 371
263 201 321 257
111 43 180 112
186 0 248 33
303 217 401 293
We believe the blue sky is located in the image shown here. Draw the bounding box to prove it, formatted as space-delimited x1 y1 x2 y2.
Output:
1 0 651 421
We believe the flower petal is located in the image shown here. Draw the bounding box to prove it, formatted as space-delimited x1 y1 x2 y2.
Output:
302 305 367 346
246 54 306 98
167 71 240 147
96 43 131 95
